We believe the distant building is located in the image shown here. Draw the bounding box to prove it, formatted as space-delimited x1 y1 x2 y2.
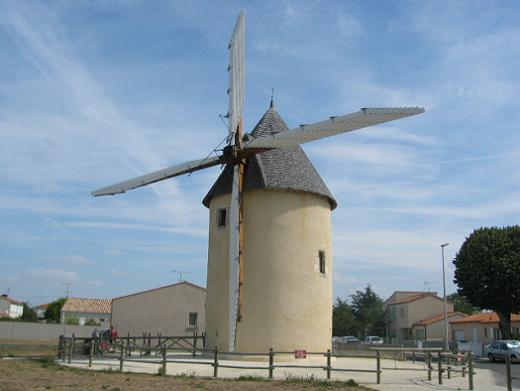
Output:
60 298 111 327
411 312 467 340
0 294 24 319
111 281 206 336
35 303 49 319
385 291 454 342
451 312 520 344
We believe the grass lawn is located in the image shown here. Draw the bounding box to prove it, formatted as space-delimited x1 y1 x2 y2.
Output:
0 358 374 390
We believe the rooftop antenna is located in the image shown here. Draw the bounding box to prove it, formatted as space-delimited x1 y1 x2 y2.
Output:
270 87 274 108
424 281 435 292
173 270 187 281
61 282 72 298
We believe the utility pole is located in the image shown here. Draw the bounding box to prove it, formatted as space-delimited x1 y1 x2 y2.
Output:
441 243 450 351
60 282 72 335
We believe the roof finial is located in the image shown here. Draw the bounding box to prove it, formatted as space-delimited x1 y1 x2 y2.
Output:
270 87 274 108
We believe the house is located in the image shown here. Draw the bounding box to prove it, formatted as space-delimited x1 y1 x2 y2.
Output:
60 298 111 327
385 291 454 342
450 312 520 344
411 312 467 340
111 281 206 336
0 294 24 318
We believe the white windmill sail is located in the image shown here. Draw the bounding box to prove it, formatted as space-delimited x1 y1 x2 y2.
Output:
227 11 245 352
91 155 222 196
243 107 425 149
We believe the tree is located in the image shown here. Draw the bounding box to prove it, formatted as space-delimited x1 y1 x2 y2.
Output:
332 298 356 336
446 292 479 315
453 226 520 339
44 298 67 323
21 304 38 322
350 285 386 337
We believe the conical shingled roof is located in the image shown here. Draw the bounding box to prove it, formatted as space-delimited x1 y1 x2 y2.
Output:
202 105 337 210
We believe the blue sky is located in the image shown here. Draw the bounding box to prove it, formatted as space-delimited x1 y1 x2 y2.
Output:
1 0 519 305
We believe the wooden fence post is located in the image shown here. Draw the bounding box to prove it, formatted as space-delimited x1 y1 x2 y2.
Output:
89 340 94 368
213 346 219 378
119 340 124 371
126 333 130 357
57 335 63 359
412 351 415 363
437 351 442 385
68 338 72 364
462 366 466 377
162 347 167 375
506 354 512 391
468 351 474 390
193 332 197 357
269 348 274 379
62 339 66 362
71 333 75 357
376 349 381 384
427 351 432 381
326 349 331 380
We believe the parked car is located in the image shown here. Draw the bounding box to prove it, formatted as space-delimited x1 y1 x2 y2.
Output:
341 336 360 344
364 336 383 344
487 340 520 363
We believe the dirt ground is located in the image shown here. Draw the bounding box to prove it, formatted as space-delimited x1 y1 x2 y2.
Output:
0 359 372 391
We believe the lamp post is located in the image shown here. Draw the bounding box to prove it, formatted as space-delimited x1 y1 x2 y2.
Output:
441 243 450 351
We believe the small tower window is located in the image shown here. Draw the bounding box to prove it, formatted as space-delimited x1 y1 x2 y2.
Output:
319 250 326 274
217 208 227 227
189 312 198 326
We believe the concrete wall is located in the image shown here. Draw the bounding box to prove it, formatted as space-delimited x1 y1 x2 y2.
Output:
111 282 206 336
206 189 333 352
0 321 99 340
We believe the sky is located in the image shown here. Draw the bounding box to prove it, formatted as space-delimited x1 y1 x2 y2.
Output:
1 0 519 306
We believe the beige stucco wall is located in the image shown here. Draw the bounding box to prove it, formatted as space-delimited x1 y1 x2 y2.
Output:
205 188 333 352
390 296 453 340
111 283 206 336
412 313 466 341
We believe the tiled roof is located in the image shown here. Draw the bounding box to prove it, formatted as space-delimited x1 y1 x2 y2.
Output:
414 312 467 326
202 105 337 210
450 312 520 324
35 304 49 310
0 311 8 317
0 295 23 305
62 298 111 314
112 281 206 302
388 292 450 305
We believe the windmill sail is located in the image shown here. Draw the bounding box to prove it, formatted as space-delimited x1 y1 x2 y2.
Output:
227 11 245 352
243 107 425 149
91 155 222 196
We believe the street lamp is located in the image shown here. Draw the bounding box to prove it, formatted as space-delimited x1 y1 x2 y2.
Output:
441 243 450 351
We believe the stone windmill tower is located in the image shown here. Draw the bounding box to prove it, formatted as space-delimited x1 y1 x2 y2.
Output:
92 12 424 353
203 99 337 352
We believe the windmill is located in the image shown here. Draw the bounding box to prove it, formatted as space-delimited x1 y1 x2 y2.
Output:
93 12 424 352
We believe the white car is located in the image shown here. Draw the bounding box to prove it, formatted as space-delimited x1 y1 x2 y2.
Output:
364 336 384 344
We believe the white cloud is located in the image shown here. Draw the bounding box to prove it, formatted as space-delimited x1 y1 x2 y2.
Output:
29 268 77 282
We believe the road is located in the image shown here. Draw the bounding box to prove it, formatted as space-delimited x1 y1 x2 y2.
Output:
476 358 520 389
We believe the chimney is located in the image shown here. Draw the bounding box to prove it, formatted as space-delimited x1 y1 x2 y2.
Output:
1 294 7 297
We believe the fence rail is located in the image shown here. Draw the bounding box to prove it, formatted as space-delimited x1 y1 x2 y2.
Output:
57 336 476 389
